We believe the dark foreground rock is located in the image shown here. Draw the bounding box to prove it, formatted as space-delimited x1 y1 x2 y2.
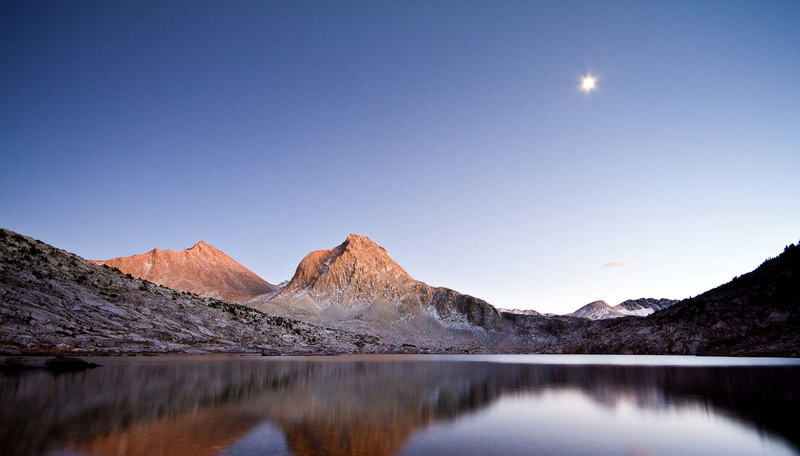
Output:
44 357 99 372
564 242 800 356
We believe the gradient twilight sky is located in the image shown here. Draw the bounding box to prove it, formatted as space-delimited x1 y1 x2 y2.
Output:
1 1 799 314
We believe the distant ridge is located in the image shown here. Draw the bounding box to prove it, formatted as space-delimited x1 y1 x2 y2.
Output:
566 241 800 355
498 308 542 316
569 298 678 320
92 241 276 303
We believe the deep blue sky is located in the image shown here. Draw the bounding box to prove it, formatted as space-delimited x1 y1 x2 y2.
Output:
2 1 798 313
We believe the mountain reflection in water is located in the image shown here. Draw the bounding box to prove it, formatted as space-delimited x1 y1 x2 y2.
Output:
0 355 798 456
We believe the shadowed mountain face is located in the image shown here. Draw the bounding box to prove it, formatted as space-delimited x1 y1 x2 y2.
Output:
250 234 503 336
569 298 678 320
566 243 800 356
92 241 276 303
496 243 800 356
1 356 797 456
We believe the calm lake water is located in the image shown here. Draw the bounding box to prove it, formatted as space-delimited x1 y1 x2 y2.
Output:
2 354 799 456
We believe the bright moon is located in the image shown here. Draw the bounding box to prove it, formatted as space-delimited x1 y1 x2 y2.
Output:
581 75 596 92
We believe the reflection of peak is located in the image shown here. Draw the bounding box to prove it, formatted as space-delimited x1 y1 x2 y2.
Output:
47 360 800 456
79 400 265 456
62 361 505 456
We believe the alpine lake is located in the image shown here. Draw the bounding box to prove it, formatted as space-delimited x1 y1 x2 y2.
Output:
2 354 799 456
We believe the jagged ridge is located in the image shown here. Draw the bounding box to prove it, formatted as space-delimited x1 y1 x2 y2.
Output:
569 298 678 320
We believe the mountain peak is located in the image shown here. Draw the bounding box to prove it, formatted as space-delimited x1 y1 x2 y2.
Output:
342 233 386 253
283 235 411 298
569 298 678 320
568 300 614 319
189 240 216 251
93 240 276 302
268 234 503 331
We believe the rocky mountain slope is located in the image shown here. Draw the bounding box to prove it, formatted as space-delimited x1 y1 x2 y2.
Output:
569 300 616 319
0 229 394 354
2 226 797 356
565 242 800 356
569 298 678 320
92 241 276 303
249 234 503 343
616 298 677 314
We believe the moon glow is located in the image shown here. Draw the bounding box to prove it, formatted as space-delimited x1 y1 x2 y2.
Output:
581 75 596 93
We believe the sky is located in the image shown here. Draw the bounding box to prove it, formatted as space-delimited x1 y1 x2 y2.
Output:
1 1 799 314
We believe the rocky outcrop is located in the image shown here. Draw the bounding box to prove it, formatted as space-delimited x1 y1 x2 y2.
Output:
615 298 677 314
92 241 276 303
498 308 542 316
257 234 503 331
